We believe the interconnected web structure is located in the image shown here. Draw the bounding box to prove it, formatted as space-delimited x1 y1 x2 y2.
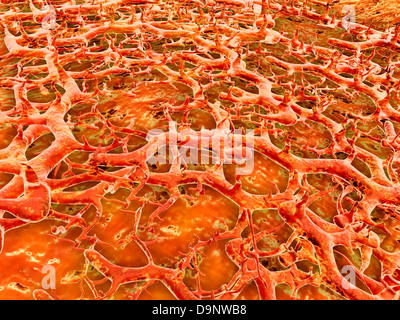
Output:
0 0 400 300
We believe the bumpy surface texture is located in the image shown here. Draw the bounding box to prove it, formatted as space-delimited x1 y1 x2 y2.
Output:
0 0 400 300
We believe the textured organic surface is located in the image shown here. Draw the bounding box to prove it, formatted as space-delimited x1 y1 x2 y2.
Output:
0 0 400 300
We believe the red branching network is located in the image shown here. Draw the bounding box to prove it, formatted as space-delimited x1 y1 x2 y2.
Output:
0 0 400 300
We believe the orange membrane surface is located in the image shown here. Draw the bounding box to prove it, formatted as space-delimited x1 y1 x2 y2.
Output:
0 0 399 300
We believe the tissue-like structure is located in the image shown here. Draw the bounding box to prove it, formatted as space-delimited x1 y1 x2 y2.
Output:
0 0 400 300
